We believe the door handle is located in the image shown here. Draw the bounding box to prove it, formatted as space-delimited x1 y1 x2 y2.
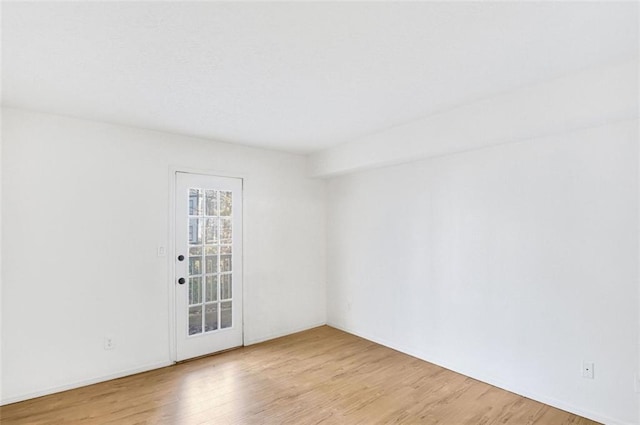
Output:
177 255 185 261
178 278 186 285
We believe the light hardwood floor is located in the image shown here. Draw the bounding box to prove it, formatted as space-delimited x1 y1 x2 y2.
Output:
1 326 599 424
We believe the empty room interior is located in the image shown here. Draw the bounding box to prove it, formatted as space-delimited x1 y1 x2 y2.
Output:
1 1 639 424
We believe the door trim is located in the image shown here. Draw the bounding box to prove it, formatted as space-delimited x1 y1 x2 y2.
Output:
167 166 246 363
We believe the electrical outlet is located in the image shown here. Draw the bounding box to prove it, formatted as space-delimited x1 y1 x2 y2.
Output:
157 246 166 257
104 337 115 350
582 361 594 379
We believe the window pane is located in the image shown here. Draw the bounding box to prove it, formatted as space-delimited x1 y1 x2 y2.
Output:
220 191 232 216
220 218 232 244
220 274 232 300
220 254 232 272
205 218 218 244
205 275 218 302
189 256 202 276
205 245 218 255
189 306 202 335
220 245 232 254
221 301 232 329
205 190 218 216
189 277 202 305
189 246 202 256
188 218 202 245
205 255 218 274
188 189 202 216
205 303 218 332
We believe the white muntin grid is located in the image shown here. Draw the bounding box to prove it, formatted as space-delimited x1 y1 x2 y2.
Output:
186 188 234 336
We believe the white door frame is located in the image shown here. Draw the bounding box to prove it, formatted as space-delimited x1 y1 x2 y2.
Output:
167 166 245 362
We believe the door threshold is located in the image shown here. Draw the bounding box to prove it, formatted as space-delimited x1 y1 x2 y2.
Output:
175 345 243 364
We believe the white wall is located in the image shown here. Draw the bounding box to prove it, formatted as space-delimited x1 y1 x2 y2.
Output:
326 120 639 425
0 104 3 402
0 108 326 404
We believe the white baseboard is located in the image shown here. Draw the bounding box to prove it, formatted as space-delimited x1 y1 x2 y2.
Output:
0 360 173 406
327 321 636 425
244 321 327 346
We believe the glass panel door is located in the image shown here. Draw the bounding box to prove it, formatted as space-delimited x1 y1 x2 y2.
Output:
175 172 242 361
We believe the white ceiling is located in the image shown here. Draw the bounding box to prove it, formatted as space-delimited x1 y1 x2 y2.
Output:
2 1 638 154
